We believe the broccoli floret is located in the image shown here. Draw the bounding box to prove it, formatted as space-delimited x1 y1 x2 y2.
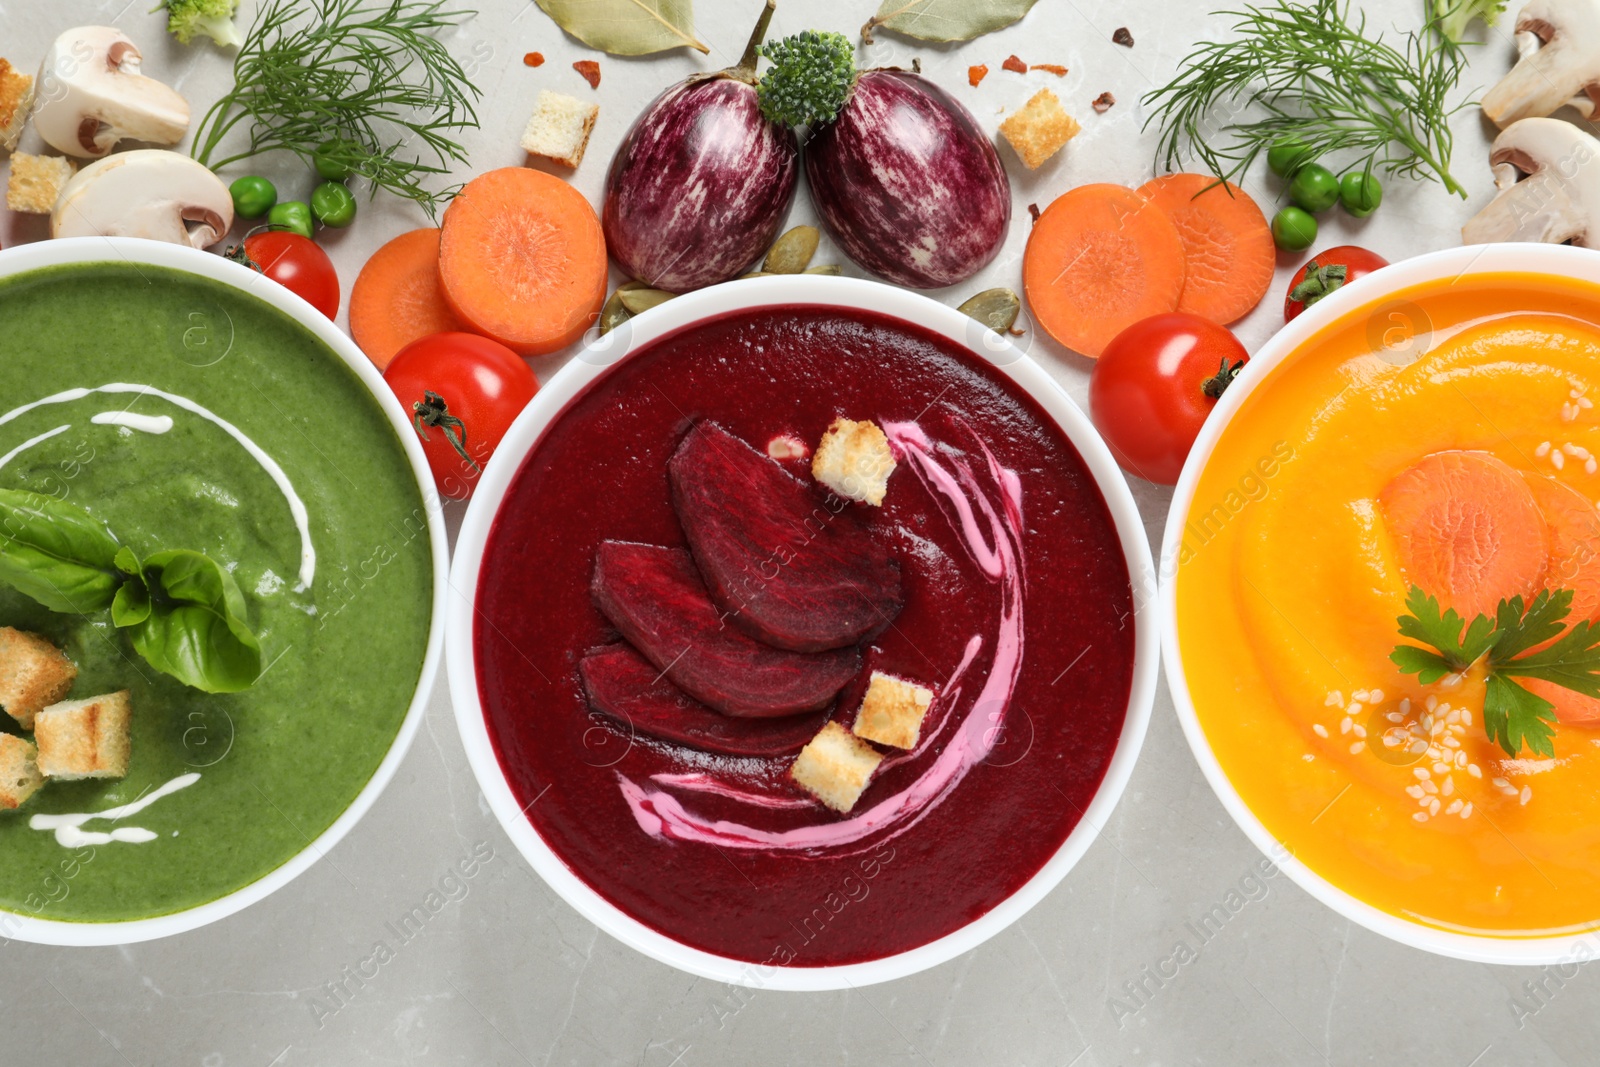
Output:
152 0 245 48
757 31 856 129
1432 0 1508 43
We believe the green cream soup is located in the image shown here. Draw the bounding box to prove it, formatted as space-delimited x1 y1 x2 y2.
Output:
0 262 432 923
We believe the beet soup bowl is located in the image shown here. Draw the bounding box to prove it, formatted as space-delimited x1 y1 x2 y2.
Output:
447 275 1158 989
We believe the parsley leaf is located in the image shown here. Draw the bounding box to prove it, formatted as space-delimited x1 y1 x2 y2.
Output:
1391 585 1600 758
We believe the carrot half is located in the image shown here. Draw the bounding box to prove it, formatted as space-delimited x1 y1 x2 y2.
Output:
1023 183 1185 359
348 228 466 370
1520 475 1600 722
1378 451 1550 622
439 167 607 357
1137 174 1275 326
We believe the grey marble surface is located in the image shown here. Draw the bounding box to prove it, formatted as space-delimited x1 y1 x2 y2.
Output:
1 0 1593 1063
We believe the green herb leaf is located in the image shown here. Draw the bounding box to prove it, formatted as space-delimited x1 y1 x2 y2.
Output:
1499 618 1600 698
1484 672 1556 759
860 0 1041 43
0 489 123 614
1489 589 1570 663
535 0 707 55
111 547 151 628
121 550 262 694
1392 586 1496 670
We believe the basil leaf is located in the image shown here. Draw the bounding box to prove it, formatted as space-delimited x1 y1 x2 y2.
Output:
111 548 150 628
123 550 261 693
0 488 122 613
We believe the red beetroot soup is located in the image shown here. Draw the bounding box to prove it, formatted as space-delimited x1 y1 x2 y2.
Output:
475 306 1135 966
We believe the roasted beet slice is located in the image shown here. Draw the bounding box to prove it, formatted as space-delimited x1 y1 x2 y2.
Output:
579 644 827 757
591 541 860 717
668 422 903 652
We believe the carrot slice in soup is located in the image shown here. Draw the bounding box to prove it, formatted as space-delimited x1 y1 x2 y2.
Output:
1137 174 1275 326
439 167 608 356
348 228 467 370
1521 475 1600 722
1023 183 1185 358
1378 451 1549 621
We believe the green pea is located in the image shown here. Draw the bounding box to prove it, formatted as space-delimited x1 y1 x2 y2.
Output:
1289 164 1340 214
1271 206 1318 252
1340 171 1384 217
311 182 357 228
1266 136 1318 179
228 175 277 220
268 200 314 239
313 139 361 182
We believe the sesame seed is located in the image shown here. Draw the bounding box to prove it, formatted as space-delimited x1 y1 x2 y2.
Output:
1492 777 1509 788
1462 802 1473 818
1456 751 1469 768
1340 716 1353 735
1414 812 1430 823
1446 799 1463 815
1406 785 1425 799
1565 443 1584 456
1589 458 1598 476
1347 701 1364 716
1369 690 1385 703
1426 696 1438 711
1468 764 1482 778
1410 740 1429 755
1325 691 1342 707
1445 709 1461 725
1313 723 1329 738
1349 742 1365 755
1353 724 1367 739
1562 404 1578 422
1429 798 1441 816
1521 786 1533 806
1415 768 1431 780
1582 397 1594 409
1554 451 1566 469
1302 753 1315 761
1442 776 1454 796
1400 698 1412 714
1537 441 1553 457
1353 689 1371 703
1387 712 1404 723
1462 709 1473 727
1423 780 1439 795
1444 736 1460 749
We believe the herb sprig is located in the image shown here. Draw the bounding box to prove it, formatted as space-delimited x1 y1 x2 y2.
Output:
1142 0 1468 198
1390 586 1600 758
191 0 481 218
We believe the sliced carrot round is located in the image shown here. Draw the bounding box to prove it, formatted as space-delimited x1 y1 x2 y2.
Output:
1520 475 1600 723
1379 451 1550 621
1023 183 1186 359
1137 174 1275 326
439 167 607 356
349 228 466 370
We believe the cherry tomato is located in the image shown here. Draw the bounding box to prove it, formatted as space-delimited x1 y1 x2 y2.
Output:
1088 313 1250 486
228 232 340 319
1284 245 1390 321
383 332 538 499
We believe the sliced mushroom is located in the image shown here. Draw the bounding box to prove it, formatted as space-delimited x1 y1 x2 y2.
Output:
32 27 189 158
1462 118 1600 248
52 150 233 248
1481 0 1600 128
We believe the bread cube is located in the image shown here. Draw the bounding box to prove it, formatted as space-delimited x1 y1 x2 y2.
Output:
0 58 33 152
0 734 44 809
812 418 896 506
999 89 1081 170
791 721 883 813
6 154 76 214
35 691 131 780
852 671 935 750
520 90 600 169
0 627 77 730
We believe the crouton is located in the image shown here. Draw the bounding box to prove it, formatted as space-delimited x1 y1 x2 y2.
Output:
6 153 76 215
852 671 935 750
791 721 882 813
520 90 600 169
0 734 44 810
35 691 131 780
812 418 896 506
999 89 1081 170
0 627 77 730
0 58 33 152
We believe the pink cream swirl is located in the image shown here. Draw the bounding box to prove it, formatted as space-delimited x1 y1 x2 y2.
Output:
617 421 1025 854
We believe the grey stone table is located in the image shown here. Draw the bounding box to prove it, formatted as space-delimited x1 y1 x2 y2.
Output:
0 0 1588 1063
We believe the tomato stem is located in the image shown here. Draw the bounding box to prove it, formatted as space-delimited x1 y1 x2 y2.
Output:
1202 357 1245 400
411 390 481 474
1288 260 1349 309
223 243 262 273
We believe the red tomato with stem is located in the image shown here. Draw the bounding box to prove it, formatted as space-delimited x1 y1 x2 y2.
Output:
1284 245 1389 321
383 332 538 499
1088 313 1249 486
227 231 341 320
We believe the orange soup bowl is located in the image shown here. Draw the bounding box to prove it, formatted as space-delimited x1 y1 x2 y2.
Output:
1161 244 1600 964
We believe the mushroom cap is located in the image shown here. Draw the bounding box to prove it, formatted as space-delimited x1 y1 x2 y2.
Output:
52 150 234 248
1462 118 1600 249
1481 0 1600 128
32 26 190 158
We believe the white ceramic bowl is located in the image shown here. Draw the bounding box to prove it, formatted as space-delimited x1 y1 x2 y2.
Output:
1162 242 1600 965
449 275 1159 990
0 238 449 946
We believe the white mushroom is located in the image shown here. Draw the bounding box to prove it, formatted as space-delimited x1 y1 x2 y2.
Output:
52 150 233 248
1462 118 1600 247
32 27 189 158
1481 0 1600 128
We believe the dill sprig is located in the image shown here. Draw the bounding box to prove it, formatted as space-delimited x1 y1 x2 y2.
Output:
1142 0 1469 198
191 0 481 218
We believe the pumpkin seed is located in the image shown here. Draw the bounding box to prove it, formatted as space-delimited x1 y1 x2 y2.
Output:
598 289 632 335
617 288 677 314
957 288 1021 333
763 225 820 274
740 271 772 280
803 264 842 276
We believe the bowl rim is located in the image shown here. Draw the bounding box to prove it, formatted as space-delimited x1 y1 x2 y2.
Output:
447 274 1160 990
0 237 449 946
1160 241 1600 966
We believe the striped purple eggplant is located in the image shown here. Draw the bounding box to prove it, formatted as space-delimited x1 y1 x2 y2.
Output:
602 3 798 293
805 70 1011 289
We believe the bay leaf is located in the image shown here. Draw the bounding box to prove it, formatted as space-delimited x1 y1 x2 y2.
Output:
536 0 709 55
861 0 1041 43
